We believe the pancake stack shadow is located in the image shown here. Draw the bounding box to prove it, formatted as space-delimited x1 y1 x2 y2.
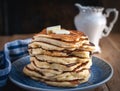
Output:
23 29 95 87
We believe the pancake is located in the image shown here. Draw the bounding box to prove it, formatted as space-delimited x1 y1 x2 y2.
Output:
79 43 95 51
28 48 68 57
29 29 90 51
32 37 89 48
33 55 91 64
28 42 65 51
29 47 90 58
29 57 92 72
35 29 88 42
28 41 94 52
23 27 95 87
31 76 90 87
23 64 90 81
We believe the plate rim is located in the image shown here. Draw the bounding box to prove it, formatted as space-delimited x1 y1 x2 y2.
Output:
9 56 113 91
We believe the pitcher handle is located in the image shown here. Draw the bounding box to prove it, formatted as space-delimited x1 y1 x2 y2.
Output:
102 8 119 37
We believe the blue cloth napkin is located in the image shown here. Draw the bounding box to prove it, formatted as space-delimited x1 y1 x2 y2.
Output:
0 38 31 87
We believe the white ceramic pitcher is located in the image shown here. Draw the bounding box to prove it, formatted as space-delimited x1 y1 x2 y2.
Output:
74 3 119 53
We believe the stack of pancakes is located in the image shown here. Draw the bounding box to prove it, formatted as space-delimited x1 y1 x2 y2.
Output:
23 28 95 87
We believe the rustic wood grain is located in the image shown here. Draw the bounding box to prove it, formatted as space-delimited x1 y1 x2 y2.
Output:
108 33 120 52
1 33 120 91
95 33 120 91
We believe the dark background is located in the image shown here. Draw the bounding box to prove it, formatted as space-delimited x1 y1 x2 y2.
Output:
0 0 119 35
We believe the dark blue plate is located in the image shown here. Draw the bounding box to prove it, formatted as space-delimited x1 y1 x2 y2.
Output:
9 56 113 91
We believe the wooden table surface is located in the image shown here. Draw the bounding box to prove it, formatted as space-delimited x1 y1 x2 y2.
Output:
1 33 120 91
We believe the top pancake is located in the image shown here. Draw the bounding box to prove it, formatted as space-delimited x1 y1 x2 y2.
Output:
34 29 88 42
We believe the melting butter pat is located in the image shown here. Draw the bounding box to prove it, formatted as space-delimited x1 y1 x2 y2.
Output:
46 25 70 34
47 25 61 31
53 29 70 34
